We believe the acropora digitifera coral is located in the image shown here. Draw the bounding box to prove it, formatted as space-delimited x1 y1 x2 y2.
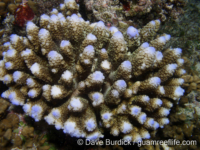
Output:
0 0 186 142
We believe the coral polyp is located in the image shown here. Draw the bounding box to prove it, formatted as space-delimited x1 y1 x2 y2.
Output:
0 0 186 142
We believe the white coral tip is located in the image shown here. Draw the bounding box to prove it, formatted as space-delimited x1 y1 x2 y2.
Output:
127 26 139 39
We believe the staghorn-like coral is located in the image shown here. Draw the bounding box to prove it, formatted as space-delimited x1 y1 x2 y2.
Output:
0 0 186 142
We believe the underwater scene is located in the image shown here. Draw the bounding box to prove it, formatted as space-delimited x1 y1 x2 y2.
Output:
0 0 200 149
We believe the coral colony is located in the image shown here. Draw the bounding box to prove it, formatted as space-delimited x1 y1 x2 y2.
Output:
0 0 185 142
